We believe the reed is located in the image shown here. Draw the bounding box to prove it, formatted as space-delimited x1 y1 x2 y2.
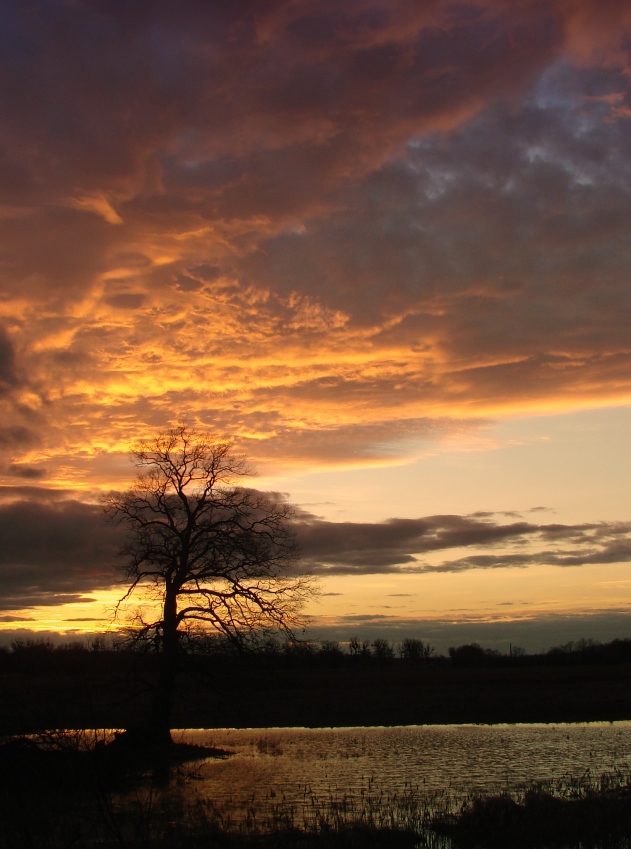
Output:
2 732 631 848
432 768 631 848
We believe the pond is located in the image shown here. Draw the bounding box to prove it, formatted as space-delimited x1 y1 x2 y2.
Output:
170 723 631 823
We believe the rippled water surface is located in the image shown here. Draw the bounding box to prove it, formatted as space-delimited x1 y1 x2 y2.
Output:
175 723 631 816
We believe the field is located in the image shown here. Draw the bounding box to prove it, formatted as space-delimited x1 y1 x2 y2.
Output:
2 649 631 733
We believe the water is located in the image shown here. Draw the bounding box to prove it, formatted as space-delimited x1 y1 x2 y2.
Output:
171 723 631 820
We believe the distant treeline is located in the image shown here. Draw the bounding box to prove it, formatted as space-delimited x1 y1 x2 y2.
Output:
3 634 631 672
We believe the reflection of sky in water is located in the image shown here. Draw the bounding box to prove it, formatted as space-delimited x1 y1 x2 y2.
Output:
173 724 631 819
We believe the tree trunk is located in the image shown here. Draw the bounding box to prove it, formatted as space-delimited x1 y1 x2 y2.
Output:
151 587 179 749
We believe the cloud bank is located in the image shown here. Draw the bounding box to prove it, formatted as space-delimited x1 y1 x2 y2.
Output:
1 491 629 613
0 492 125 611
295 512 631 574
0 0 629 481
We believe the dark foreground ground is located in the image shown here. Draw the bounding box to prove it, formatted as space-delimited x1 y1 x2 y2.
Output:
2 719 631 849
2 656 631 734
3 650 631 848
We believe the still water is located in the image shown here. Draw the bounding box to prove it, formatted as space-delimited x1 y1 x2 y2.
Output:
173 723 631 819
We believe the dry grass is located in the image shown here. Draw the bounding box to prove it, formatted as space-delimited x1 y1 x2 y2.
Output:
2 732 631 848
432 769 631 848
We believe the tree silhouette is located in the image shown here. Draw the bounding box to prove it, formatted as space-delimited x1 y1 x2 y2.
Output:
105 425 314 746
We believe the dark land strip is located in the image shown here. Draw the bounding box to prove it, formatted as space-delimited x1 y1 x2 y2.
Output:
3 660 631 734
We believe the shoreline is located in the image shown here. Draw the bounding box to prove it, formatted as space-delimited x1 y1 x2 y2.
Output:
171 717 631 730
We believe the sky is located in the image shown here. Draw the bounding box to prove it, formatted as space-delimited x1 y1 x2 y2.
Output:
1 0 631 654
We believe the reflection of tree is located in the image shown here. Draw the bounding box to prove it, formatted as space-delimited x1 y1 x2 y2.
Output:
104 425 315 746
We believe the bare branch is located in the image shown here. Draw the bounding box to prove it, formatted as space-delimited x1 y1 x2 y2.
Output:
103 424 318 678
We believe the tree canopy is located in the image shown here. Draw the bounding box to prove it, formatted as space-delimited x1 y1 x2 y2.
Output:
104 425 315 743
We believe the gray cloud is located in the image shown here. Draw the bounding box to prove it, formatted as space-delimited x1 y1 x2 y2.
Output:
241 63 631 348
0 1 561 217
294 514 631 574
0 615 34 622
430 537 631 573
0 496 126 611
0 326 17 394
0 486 78 503
5 464 45 480
0 427 38 448
3 491 630 612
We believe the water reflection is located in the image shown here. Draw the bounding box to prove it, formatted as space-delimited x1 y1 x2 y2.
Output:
174 723 631 820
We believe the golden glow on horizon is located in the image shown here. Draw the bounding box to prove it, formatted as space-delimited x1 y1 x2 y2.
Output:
309 562 631 628
4 560 630 640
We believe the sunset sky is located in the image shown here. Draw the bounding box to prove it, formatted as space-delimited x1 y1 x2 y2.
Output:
1 0 631 653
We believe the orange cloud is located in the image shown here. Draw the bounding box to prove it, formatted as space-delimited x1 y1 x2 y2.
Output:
0 0 629 486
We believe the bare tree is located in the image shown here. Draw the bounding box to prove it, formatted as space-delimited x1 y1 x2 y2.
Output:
104 425 314 746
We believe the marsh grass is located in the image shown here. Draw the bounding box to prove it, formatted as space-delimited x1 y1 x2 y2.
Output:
2 731 631 848
433 768 631 848
0 732 424 848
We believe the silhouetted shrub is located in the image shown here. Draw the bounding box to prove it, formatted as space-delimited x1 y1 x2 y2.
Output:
371 639 395 663
449 643 502 668
318 641 345 665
